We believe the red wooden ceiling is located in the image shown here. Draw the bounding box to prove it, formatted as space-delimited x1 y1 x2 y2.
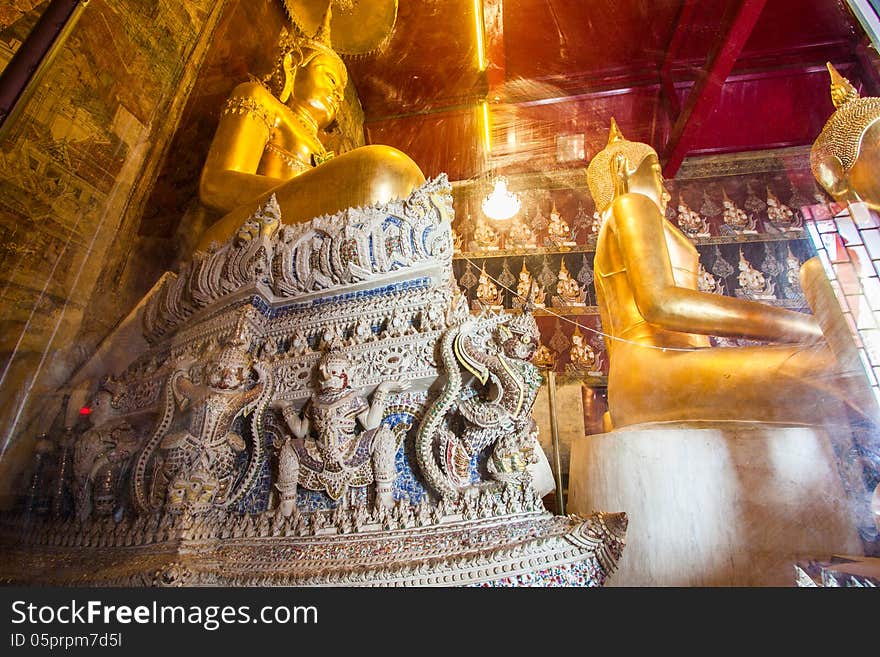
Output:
346 0 876 182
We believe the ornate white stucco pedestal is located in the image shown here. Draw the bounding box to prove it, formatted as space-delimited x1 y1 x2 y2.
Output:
568 422 862 586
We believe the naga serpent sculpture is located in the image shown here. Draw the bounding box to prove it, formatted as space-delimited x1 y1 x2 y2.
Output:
416 307 542 498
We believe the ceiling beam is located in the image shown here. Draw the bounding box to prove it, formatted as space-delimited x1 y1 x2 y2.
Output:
662 0 768 178
660 0 700 120
483 0 506 99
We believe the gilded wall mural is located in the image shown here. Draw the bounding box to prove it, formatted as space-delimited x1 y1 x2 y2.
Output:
0 1 49 74
0 0 224 503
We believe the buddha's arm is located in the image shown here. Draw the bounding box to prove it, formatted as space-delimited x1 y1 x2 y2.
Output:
614 193 823 343
199 82 288 214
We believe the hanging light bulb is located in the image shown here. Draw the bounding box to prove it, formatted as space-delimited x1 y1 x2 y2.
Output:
481 176 521 221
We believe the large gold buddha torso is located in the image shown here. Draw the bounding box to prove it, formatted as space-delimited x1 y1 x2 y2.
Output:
594 198 711 354
216 80 326 184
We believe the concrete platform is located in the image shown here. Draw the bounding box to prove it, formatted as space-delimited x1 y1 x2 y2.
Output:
568 422 862 586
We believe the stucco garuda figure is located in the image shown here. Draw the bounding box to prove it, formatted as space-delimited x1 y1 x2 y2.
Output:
1 10 626 587
589 118 874 429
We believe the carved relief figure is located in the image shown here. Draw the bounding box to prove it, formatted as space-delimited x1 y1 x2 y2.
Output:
278 350 408 502
472 219 500 251
72 388 139 520
675 197 710 238
515 260 545 307
721 188 757 234
134 334 272 514
697 263 725 295
416 309 544 496
567 326 602 375
507 216 537 248
547 203 574 246
766 187 802 232
475 263 503 308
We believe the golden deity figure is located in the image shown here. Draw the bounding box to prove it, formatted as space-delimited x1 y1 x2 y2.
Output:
547 203 575 247
532 342 556 370
697 262 725 295
721 188 756 234
734 249 776 300
475 263 503 309
675 197 710 238
811 63 880 211
766 187 802 232
784 246 804 299
195 8 425 250
507 216 537 249
472 219 500 251
554 259 585 307
812 62 880 532
515 260 545 307
567 325 602 375
589 118 871 429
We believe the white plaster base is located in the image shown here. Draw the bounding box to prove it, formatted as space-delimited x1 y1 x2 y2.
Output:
567 423 863 586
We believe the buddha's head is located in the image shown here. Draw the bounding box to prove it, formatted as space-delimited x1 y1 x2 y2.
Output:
265 8 348 129
588 118 671 217
811 63 880 210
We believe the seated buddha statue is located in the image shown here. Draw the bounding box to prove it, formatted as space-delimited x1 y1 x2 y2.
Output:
195 9 425 250
811 63 880 211
590 119 871 429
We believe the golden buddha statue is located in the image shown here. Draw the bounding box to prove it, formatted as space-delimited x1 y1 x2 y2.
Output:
811 63 880 210
554 259 585 307
196 8 425 250
589 118 869 429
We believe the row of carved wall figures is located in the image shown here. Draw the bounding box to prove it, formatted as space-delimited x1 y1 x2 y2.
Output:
451 180 819 252
453 241 812 313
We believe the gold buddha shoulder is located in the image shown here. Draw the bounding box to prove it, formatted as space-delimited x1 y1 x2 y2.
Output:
195 8 425 250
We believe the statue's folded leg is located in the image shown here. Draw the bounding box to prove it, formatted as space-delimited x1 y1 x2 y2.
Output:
608 341 868 428
198 145 426 249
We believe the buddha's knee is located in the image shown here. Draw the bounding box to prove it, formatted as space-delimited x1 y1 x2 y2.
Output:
349 145 426 203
